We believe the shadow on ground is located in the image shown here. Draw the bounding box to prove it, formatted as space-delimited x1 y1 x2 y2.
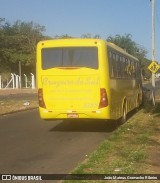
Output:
49 119 119 133
48 107 140 133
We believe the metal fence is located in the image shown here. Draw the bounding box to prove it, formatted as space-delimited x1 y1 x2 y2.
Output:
0 73 35 89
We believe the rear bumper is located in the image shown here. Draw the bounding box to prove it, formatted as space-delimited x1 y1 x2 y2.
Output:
39 107 111 120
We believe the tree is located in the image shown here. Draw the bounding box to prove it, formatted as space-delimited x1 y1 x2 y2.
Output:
81 33 101 39
141 58 152 79
55 34 72 39
0 19 47 75
107 34 146 57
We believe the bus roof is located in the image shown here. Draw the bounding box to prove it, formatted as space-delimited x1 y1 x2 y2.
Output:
106 41 139 61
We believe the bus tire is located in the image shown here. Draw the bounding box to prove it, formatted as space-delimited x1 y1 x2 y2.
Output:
121 102 127 124
136 94 141 111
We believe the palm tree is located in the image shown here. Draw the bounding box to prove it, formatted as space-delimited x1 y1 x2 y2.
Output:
107 34 138 55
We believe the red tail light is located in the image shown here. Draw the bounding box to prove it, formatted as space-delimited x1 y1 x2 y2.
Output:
38 88 46 108
98 88 108 109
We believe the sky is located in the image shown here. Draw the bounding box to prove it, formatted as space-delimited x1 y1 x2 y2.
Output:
1 0 160 63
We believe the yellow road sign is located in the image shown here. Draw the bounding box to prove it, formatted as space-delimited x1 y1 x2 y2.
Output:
148 61 160 74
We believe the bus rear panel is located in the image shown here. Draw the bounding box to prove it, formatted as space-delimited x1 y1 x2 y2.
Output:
37 39 111 120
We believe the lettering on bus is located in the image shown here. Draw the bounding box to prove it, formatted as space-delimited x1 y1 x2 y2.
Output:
50 89 91 93
42 77 100 87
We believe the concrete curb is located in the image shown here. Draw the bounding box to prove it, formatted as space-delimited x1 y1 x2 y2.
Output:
0 107 38 116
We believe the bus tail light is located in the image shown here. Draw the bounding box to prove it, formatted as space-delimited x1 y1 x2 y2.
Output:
38 88 46 108
99 88 108 109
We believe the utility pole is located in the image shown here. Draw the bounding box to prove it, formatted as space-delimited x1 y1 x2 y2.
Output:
152 0 156 106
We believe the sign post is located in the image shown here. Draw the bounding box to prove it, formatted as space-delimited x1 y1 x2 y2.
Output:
148 61 160 105
151 0 156 106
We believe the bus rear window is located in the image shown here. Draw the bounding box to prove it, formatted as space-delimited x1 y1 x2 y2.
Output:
42 47 98 69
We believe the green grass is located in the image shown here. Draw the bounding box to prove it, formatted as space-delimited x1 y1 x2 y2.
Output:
63 105 160 183
143 100 160 113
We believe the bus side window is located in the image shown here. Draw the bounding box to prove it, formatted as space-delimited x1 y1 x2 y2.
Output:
119 56 123 78
124 58 128 78
112 52 116 78
122 57 126 78
108 51 114 78
131 60 136 79
135 61 138 79
128 59 131 78
136 62 141 79
116 54 121 78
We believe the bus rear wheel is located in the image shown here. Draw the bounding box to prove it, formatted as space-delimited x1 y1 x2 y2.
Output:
121 103 127 124
136 94 141 111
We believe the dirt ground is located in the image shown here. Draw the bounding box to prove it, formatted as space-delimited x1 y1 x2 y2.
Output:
0 88 38 115
0 88 37 95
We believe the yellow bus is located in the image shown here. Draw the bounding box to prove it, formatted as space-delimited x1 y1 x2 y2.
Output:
36 39 142 122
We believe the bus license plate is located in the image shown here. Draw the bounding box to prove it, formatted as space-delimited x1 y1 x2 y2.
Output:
67 113 79 118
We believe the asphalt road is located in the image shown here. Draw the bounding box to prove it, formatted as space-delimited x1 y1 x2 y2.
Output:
0 109 117 177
